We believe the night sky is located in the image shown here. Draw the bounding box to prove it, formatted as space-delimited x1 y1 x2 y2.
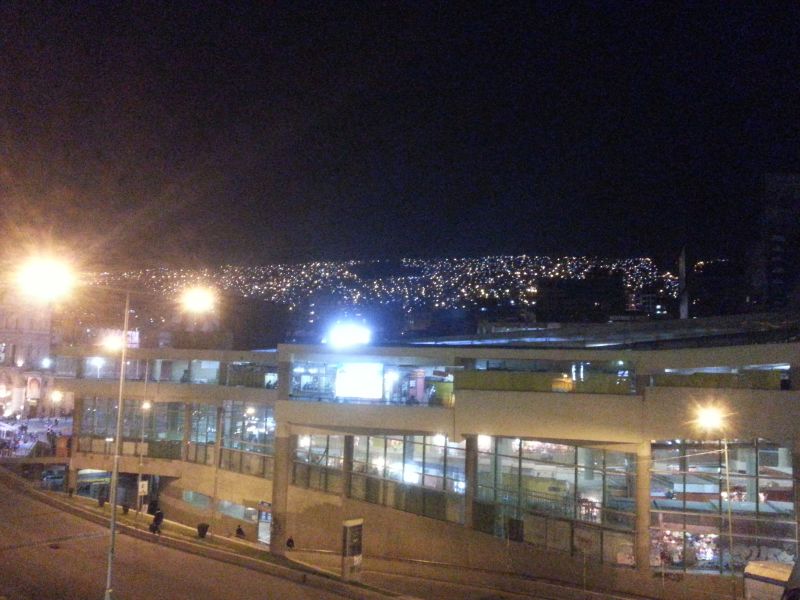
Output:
1 2 798 270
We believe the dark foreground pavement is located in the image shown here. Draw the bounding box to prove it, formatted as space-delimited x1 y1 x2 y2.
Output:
0 478 346 600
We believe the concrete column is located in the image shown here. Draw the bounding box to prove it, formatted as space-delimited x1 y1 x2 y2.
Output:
635 441 652 574
150 359 162 382
270 423 292 556
464 435 478 529
181 403 192 461
218 362 229 386
342 435 354 500
277 361 292 400
67 468 78 495
789 364 800 391
72 396 84 443
792 439 800 521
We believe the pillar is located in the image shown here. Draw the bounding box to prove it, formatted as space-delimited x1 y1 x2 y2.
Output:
67 468 79 495
218 362 229 386
792 439 800 523
464 434 478 529
270 422 292 556
789 364 800 391
635 441 652 574
342 435 354 500
150 359 162 382
181 403 192 461
277 361 292 400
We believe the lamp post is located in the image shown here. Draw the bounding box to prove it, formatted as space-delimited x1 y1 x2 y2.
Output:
696 406 736 598
104 291 130 600
137 397 151 517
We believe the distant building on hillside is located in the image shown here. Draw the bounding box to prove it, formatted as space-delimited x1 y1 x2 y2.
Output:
751 174 800 309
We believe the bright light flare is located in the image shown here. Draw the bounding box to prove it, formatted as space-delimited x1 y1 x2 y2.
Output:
696 406 725 432
181 286 216 314
51 390 63 403
15 257 75 304
141 401 152 411
101 334 125 352
326 323 371 348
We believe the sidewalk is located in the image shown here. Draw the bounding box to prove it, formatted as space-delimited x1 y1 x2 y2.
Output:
288 549 657 600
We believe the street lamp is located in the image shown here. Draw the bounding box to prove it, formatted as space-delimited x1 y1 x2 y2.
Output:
695 405 736 594
104 291 131 600
14 257 76 305
136 399 151 517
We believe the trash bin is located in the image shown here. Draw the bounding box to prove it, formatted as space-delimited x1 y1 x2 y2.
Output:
197 523 210 539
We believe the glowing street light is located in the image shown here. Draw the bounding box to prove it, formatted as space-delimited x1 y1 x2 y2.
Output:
696 405 725 433
180 286 216 314
101 333 125 352
14 257 75 304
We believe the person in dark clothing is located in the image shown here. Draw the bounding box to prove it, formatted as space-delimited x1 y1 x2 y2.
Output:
150 509 164 534
286 536 295 550
235 525 245 539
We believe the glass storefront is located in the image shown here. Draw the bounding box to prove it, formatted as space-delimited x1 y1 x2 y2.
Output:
293 434 345 494
650 439 796 573
350 434 465 523
476 436 636 566
218 400 275 478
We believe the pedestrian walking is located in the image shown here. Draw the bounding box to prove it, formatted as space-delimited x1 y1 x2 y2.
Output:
150 508 164 535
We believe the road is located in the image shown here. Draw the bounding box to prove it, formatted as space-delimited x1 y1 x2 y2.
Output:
0 479 345 600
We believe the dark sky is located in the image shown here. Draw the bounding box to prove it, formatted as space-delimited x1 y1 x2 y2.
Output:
1 2 798 270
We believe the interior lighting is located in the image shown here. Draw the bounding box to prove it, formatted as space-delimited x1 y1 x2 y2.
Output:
41 357 52 369
477 435 492 452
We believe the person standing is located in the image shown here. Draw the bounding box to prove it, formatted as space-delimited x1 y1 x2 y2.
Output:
151 508 164 535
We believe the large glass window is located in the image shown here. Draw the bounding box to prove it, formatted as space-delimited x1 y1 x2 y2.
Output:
476 436 636 566
650 439 796 573
221 400 275 455
290 362 454 406
349 434 466 524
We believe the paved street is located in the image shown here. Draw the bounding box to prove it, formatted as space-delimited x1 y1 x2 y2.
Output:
0 479 345 600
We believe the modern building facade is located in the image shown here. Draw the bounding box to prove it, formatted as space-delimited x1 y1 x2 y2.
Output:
52 314 800 599
0 298 58 418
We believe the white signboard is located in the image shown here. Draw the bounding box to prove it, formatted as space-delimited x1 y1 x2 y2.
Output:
138 480 148 496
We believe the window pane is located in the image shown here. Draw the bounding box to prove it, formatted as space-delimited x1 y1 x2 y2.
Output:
521 440 575 465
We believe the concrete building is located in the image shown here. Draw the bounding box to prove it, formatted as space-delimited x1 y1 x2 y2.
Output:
0 297 60 417
52 313 800 599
